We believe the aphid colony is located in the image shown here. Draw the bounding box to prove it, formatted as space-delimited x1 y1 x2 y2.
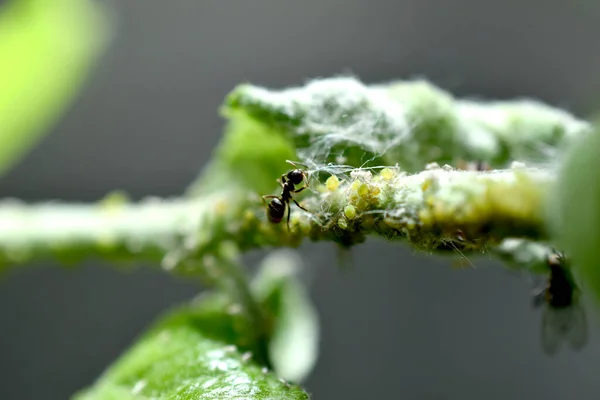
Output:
260 161 394 230
261 160 589 354
260 159 489 231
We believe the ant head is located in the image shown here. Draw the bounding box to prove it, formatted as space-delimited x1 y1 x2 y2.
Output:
285 160 309 185
287 169 306 185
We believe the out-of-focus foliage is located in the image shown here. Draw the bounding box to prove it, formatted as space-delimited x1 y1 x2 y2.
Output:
73 309 308 400
186 115 297 197
74 253 313 400
0 0 108 177
553 122 600 302
253 250 319 384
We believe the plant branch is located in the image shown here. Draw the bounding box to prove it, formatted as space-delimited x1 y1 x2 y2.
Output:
0 165 553 274
0 77 586 280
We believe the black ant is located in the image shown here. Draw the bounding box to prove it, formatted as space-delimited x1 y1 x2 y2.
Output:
262 160 311 230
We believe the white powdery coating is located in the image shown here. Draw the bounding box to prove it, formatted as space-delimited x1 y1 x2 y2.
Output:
235 77 590 173
381 166 551 222
457 99 590 163
243 77 413 166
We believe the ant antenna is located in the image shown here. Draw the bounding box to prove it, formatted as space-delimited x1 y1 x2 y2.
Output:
285 160 309 169
286 159 313 184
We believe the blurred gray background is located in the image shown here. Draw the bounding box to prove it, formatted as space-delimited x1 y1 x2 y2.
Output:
1 1 600 399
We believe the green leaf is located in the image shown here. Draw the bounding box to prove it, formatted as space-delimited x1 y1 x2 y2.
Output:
552 122 600 301
0 0 108 177
73 295 310 400
186 113 296 197
253 250 319 384
222 77 588 173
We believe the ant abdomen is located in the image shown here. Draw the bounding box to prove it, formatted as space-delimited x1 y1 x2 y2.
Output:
267 197 285 223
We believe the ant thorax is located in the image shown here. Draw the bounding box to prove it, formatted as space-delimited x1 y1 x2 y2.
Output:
281 181 295 201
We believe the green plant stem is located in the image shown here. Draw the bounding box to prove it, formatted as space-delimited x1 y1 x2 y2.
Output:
0 166 553 274
0 197 191 266
213 247 272 368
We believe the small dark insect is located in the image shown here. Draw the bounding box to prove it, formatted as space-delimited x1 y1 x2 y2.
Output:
457 160 491 171
262 160 311 230
532 252 587 355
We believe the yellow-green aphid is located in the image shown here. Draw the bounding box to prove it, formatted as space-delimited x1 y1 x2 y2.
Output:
380 168 395 181
357 182 369 197
344 205 357 220
326 175 340 191
99 190 130 208
337 216 348 230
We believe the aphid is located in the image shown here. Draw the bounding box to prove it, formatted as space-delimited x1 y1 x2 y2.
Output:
262 160 311 230
532 252 587 355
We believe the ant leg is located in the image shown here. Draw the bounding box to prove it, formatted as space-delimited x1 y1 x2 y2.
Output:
262 195 278 205
277 175 288 188
292 198 311 213
304 172 311 188
292 186 307 194
286 203 291 231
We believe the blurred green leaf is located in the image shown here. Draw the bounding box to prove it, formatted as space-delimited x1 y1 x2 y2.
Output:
253 250 319 384
73 294 310 400
186 114 296 197
553 122 600 302
0 0 108 177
